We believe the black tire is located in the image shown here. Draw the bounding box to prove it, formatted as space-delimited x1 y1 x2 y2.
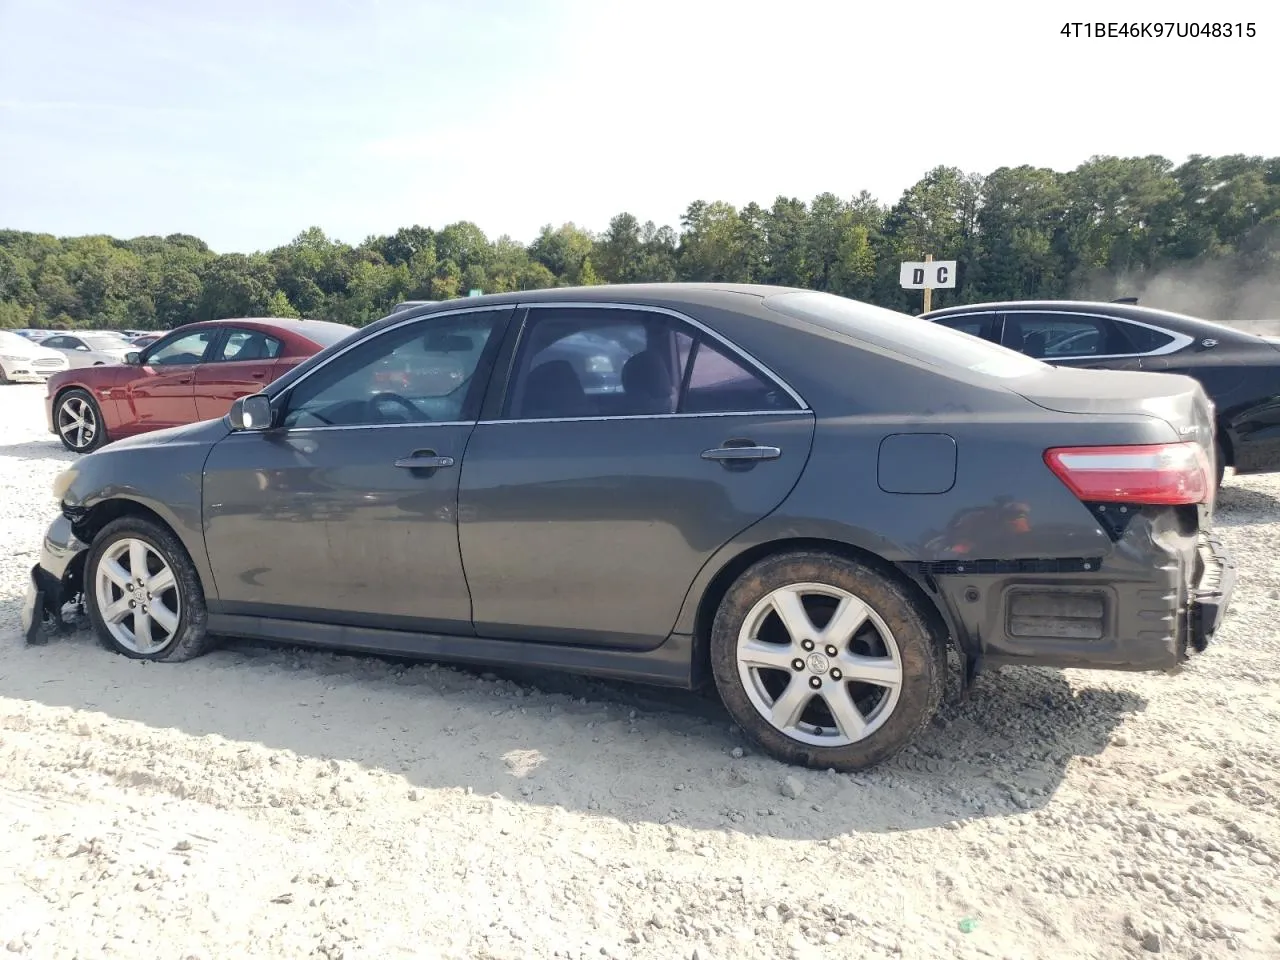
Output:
54 388 108 453
1214 438 1226 490
710 550 946 772
84 516 212 662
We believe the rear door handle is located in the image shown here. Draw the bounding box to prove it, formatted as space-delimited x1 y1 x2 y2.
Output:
394 453 455 470
701 445 781 462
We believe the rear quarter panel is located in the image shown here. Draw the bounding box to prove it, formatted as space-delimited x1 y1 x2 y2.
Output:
669 352 1187 637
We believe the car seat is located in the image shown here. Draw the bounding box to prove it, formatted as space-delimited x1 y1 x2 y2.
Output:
620 350 675 414
520 360 593 419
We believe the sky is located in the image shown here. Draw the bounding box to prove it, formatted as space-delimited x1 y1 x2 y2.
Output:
1 0 1276 253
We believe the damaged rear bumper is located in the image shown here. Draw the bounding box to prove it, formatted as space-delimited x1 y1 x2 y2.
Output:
21 514 90 644
1189 533 1235 652
925 518 1236 673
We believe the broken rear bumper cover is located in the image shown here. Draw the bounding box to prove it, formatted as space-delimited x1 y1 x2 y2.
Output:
925 523 1236 673
22 514 90 644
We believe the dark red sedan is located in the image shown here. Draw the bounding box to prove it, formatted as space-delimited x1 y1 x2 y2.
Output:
45 317 356 452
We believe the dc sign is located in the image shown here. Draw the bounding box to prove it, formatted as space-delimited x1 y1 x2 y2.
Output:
899 260 957 290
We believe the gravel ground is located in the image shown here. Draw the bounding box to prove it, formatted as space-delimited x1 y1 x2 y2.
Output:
1 382 1277 960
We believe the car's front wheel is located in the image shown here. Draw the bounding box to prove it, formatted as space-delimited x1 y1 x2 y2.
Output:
710 550 946 771
55 388 108 453
85 516 212 662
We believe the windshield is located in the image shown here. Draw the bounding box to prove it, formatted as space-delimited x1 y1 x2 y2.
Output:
763 290 1047 379
83 336 129 350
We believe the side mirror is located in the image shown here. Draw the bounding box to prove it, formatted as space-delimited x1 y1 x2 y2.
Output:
125 351 142 366
229 393 273 431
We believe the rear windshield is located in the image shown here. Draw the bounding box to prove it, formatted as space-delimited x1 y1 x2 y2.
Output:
301 322 359 347
763 290 1047 379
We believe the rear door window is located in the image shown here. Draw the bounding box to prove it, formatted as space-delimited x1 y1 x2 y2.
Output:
999 312 1143 359
504 307 801 420
213 329 284 362
505 310 668 419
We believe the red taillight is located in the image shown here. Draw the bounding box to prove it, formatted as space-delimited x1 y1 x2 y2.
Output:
1043 442 1210 505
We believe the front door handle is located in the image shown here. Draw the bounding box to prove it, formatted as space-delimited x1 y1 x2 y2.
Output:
394 451 455 470
701 444 781 462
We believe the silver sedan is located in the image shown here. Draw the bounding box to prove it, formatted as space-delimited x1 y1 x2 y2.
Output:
38 333 134 369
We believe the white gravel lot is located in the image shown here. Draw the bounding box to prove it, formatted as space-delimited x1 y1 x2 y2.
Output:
0 382 1277 960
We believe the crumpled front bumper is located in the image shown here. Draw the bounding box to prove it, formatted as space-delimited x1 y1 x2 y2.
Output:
21 513 90 644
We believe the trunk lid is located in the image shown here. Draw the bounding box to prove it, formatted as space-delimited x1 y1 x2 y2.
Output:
1009 365 1216 460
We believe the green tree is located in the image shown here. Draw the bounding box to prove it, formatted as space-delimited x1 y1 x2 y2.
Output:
530 223 594 283
266 290 300 318
5 152 1280 331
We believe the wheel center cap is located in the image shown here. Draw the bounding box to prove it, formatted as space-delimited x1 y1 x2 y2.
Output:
806 653 830 675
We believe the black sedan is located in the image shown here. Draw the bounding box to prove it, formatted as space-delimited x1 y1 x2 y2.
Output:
23 284 1234 771
922 299 1280 485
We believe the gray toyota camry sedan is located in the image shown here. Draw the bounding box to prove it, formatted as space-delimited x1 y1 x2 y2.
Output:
23 284 1236 771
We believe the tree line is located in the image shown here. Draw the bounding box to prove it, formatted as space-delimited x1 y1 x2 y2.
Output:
1 153 1277 333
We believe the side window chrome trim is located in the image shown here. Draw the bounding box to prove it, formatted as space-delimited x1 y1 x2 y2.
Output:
261 409 815 435
1000 309 1194 359
476 409 812 426
268 304 509 404
270 420 477 435
517 301 810 412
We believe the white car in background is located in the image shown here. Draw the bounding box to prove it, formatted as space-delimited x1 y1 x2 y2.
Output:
0 329 70 383
37 332 134 369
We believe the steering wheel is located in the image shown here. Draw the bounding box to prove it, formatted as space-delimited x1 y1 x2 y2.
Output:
368 392 426 423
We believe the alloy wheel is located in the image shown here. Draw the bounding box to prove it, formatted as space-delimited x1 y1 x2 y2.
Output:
94 538 182 655
58 396 98 450
735 582 903 747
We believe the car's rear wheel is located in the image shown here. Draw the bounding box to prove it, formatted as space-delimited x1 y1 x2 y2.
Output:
710 550 945 771
55 388 107 453
85 516 212 662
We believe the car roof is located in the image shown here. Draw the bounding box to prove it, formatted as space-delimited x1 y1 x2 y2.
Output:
170 316 356 337
922 299 1264 344
366 283 808 331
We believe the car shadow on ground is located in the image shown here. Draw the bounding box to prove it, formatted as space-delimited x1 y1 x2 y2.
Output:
1214 477 1280 524
0 439 76 463
0 598 1147 840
